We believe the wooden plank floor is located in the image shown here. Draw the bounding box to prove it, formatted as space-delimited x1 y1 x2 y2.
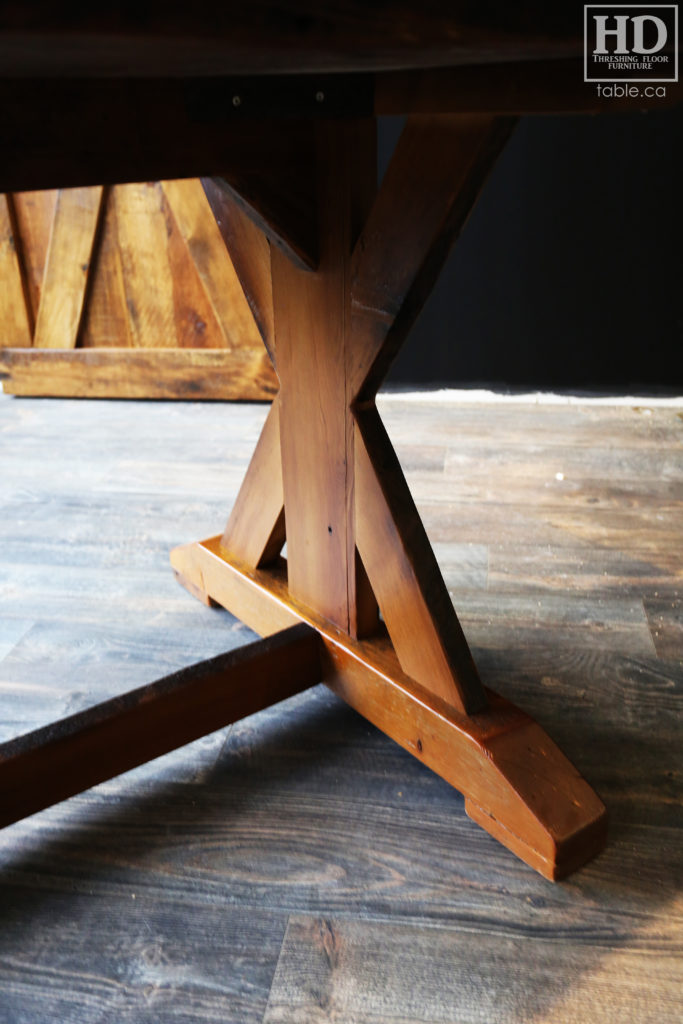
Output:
0 391 681 1023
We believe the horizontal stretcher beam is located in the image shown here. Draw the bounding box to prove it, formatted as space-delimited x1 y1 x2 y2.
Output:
0 623 321 829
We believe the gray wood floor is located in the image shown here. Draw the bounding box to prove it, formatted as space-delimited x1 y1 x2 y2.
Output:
0 392 681 1024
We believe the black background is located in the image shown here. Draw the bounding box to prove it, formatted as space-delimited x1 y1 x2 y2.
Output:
383 108 683 393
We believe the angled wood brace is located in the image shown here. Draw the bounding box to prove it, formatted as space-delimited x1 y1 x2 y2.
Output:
0 114 607 881
176 116 607 879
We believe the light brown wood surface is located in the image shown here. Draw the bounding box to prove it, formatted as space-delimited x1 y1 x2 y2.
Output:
220 397 286 566
202 177 276 361
349 114 513 401
9 189 57 323
32 187 104 349
0 347 277 400
160 179 263 350
1 179 277 399
171 534 607 880
272 121 376 632
0 194 32 347
354 406 484 712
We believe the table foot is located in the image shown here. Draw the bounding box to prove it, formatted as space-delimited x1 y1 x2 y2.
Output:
171 536 607 880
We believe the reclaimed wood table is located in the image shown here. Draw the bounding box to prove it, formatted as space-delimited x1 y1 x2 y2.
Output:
0 4 678 880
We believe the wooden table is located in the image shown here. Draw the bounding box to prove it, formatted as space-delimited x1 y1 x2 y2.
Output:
0 4 679 880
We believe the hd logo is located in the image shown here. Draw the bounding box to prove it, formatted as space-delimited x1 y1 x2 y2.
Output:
584 5 679 82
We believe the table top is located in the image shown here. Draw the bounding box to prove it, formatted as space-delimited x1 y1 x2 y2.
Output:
0 2 678 195
0 2 584 78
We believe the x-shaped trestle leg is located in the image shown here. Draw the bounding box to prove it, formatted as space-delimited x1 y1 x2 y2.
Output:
0 115 606 880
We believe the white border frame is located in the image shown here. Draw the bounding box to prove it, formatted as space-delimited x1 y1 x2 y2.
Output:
584 4 679 82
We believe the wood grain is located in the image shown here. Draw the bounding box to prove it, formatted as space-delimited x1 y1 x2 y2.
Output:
0 624 320 829
171 536 606 879
272 121 376 630
0 193 32 347
8 188 57 322
202 177 276 362
0 889 286 1024
78 189 132 349
354 405 485 713
221 397 286 567
0 347 278 399
161 178 263 350
263 913 683 1024
349 114 513 401
113 183 177 349
32 187 104 349
2 179 276 399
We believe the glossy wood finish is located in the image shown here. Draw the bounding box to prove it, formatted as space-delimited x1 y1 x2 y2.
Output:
220 398 286 567
0 194 32 347
0 624 321 829
354 406 484 713
202 177 276 360
2 16 664 885
0 178 278 398
32 187 104 350
349 115 514 402
271 121 376 633
0 347 277 399
171 536 606 880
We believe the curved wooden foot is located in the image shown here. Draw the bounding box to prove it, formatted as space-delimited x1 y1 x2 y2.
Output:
171 537 607 880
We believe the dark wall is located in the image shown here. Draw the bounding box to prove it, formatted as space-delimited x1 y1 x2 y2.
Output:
384 109 683 393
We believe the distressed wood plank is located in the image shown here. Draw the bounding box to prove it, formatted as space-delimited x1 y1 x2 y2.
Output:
0 194 32 346
272 122 374 629
162 178 264 350
0 347 278 399
202 177 276 361
0 890 286 1024
78 187 132 349
0 624 320 829
8 188 58 322
113 182 177 350
263 913 683 1024
32 187 104 349
220 397 285 567
354 405 486 713
171 537 606 879
349 115 513 400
